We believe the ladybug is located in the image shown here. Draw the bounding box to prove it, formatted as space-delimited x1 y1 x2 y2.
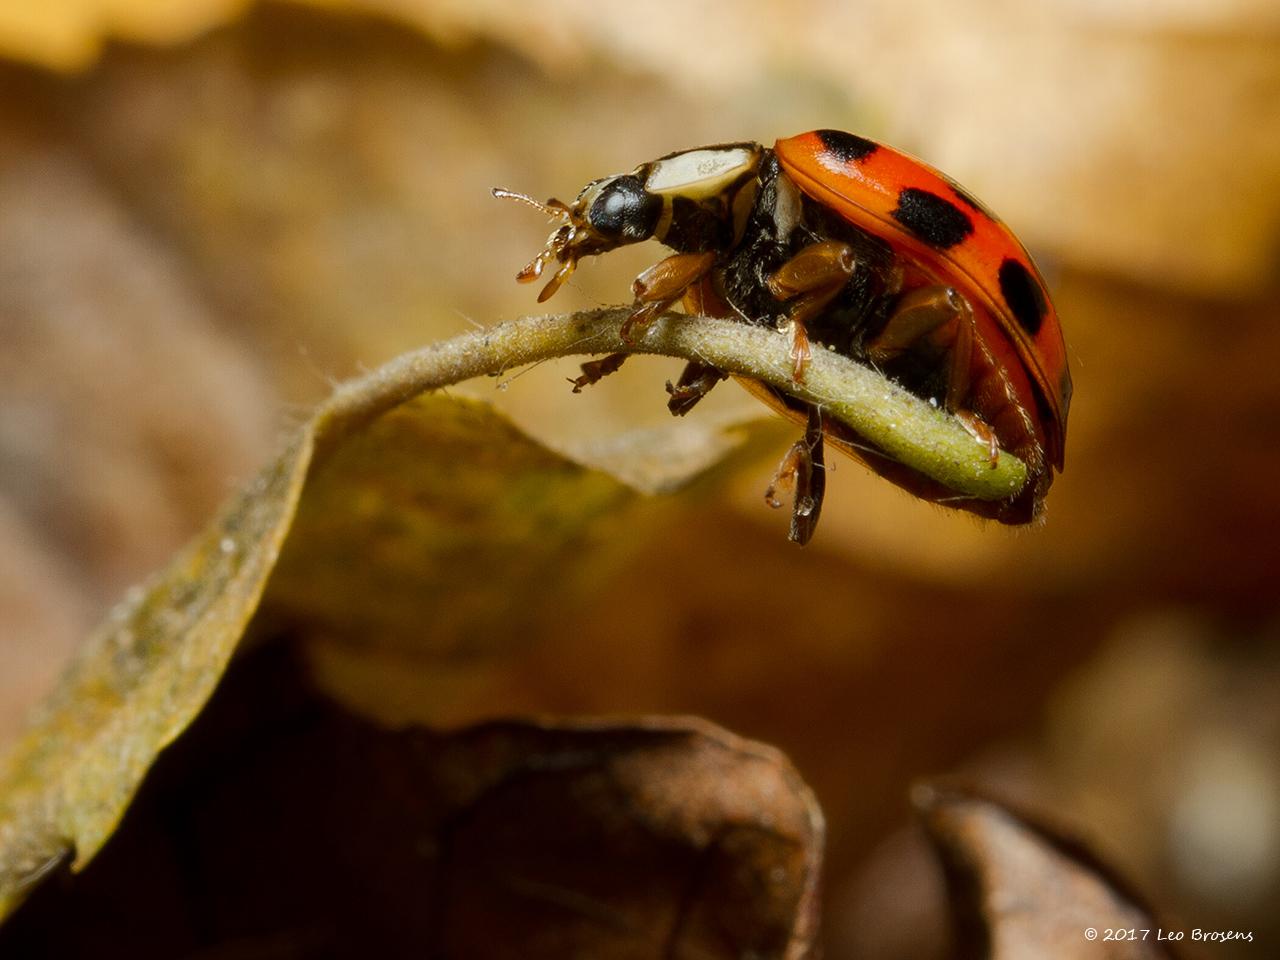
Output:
495 130 1071 544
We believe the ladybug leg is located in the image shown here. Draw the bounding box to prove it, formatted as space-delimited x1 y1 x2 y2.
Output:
570 352 629 393
954 410 1000 465
665 362 728 416
763 404 827 546
572 255 720 394
766 240 857 382
867 285 1000 466
866 285 970 362
681 268 732 319
621 250 717 343
663 270 734 415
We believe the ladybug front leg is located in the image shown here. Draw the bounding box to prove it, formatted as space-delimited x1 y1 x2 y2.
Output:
621 250 717 343
766 240 857 381
571 251 718 393
867 285 1000 464
763 404 827 545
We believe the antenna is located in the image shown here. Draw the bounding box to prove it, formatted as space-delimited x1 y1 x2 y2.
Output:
491 188 571 220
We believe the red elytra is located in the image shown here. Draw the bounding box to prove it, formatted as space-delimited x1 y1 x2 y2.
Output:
774 130 1071 477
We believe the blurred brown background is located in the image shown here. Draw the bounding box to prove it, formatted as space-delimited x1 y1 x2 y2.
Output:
1 1 1278 956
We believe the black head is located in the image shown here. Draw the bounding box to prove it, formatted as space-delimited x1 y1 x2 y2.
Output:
584 175 663 242
492 174 663 301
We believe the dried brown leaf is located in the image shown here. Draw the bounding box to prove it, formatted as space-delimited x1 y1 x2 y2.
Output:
916 784 1182 960
0 645 823 958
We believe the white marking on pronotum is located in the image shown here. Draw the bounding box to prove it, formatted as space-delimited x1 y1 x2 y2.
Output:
645 147 757 199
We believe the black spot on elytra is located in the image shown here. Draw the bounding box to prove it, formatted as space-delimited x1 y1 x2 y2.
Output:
998 258 1048 336
816 129 878 163
891 188 974 249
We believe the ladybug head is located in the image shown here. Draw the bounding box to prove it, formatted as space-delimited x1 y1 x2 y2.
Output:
493 174 662 302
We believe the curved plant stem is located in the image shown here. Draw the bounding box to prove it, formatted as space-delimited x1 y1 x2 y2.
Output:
320 308 1027 500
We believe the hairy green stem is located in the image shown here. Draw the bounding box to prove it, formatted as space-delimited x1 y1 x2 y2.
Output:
321 308 1027 500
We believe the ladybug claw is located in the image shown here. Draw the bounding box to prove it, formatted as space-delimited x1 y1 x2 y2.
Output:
955 410 1000 467
619 314 640 345
763 454 795 509
665 361 727 417
790 333 811 382
620 301 663 343
764 405 826 545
